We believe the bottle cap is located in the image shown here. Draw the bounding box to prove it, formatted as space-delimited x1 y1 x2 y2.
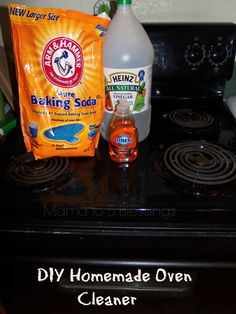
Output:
117 0 132 5
116 100 131 115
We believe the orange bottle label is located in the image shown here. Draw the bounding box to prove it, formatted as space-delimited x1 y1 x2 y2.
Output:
109 123 138 163
110 130 136 149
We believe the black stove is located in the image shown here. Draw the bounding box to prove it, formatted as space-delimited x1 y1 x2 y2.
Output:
1 23 236 262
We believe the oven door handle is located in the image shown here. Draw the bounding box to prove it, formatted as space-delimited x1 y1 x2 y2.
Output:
2 256 236 270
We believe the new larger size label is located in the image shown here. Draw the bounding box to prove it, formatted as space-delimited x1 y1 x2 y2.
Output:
42 37 84 88
104 65 152 113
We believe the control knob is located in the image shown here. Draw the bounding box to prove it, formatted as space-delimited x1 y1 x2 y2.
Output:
185 44 205 67
208 45 229 66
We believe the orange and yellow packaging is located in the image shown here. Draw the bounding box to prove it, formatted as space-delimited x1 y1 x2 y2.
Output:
8 4 109 159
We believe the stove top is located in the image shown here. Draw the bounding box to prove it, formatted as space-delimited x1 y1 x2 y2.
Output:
149 97 236 195
1 99 236 229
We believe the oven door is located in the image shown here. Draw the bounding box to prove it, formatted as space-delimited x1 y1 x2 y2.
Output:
1 227 236 314
0 257 236 313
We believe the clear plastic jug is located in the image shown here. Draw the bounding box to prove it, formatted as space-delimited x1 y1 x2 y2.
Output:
101 0 154 142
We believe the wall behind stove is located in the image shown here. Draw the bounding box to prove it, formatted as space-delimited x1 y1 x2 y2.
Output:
1 0 236 51
132 0 236 23
225 67 236 99
1 0 236 49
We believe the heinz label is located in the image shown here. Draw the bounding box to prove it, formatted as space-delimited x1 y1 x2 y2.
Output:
104 65 152 113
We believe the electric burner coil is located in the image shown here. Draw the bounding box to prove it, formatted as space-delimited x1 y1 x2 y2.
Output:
168 109 215 128
6 153 70 191
163 142 236 186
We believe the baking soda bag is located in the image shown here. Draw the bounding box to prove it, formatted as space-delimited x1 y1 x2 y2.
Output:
9 4 109 159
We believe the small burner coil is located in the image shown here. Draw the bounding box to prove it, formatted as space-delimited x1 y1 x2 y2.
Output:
168 109 214 128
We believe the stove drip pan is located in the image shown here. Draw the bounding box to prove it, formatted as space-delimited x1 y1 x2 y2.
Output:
153 141 236 196
168 109 215 128
156 108 220 143
6 153 70 192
